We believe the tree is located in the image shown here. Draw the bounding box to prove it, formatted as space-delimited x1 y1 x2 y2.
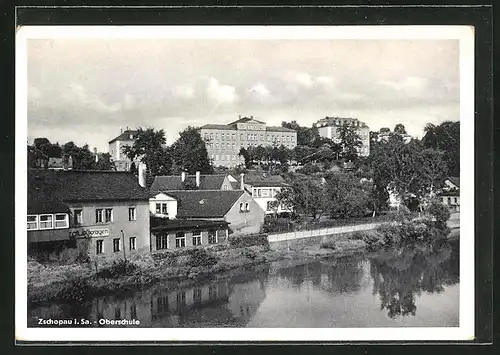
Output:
274 174 329 221
325 172 373 219
171 127 212 174
422 121 459 176
121 128 172 176
337 123 363 161
94 153 115 171
281 121 319 146
394 123 407 135
238 147 252 168
419 148 447 199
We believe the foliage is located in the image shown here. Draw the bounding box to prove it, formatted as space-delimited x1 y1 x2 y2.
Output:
56 276 91 303
186 248 219 268
422 121 460 176
336 123 363 161
94 153 114 171
275 173 329 221
228 234 270 249
296 162 322 175
394 123 407 135
171 126 213 174
325 171 373 219
97 259 139 279
425 199 451 229
281 120 319 146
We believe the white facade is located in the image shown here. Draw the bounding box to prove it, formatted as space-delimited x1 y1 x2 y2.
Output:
150 193 178 219
247 185 290 214
316 117 370 157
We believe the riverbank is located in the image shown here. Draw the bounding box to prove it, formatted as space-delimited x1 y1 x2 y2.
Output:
28 216 459 307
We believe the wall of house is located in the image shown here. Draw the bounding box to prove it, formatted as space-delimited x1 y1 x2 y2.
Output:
249 186 291 214
221 177 234 190
151 228 228 251
66 200 150 261
150 193 178 219
224 192 266 235
318 124 370 157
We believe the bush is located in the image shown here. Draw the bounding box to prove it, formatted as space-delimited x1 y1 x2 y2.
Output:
228 234 270 249
56 276 91 302
426 200 451 229
186 248 219 268
240 247 257 260
320 240 337 250
361 230 385 251
97 259 138 279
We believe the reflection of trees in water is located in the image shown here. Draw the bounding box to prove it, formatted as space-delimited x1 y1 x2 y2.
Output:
370 241 459 319
276 254 365 295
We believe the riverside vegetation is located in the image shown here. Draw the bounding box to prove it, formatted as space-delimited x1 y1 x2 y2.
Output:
28 201 455 307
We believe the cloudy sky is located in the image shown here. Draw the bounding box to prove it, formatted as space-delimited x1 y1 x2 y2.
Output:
27 38 459 152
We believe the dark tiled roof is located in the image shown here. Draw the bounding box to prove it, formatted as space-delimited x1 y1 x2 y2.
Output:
165 190 244 218
150 175 227 192
317 116 368 128
265 126 296 133
438 190 460 197
150 217 229 232
199 124 237 131
108 130 139 144
28 170 150 213
447 176 460 188
28 199 70 215
243 174 288 187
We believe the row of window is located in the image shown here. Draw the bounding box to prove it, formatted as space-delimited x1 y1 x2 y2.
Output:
156 230 224 250
239 202 250 212
156 285 220 313
27 213 69 230
210 154 242 162
96 236 136 254
442 197 459 205
252 188 280 198
155 203 168 215
204 132 295 143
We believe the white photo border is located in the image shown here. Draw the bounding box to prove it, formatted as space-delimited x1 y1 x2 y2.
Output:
15 25 475 342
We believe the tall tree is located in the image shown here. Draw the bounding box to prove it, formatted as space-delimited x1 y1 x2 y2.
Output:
394 123 408 135
324 172 373 219
171 126 212 174
238 148 252 169
94 153 115 171
281 121 319 146
336 123 363 161
121 128 172 176
422 121 459 176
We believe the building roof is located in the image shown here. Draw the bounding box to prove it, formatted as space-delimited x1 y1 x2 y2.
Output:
243 174 288 187
108 130 139 144
28 169 150 214
199 124 237 131
150 217 229 232
438 190 460 197
317 116 368 128
265 126 296 133
447 176 460 188
151 174 228 192
165 190 244 218
228 116 266 125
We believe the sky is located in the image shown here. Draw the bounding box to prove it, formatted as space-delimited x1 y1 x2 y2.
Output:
27 38 460 152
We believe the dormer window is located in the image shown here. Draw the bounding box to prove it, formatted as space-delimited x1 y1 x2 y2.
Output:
129 134 134 139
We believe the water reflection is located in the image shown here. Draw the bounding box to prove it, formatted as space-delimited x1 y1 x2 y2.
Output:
29 241 459 327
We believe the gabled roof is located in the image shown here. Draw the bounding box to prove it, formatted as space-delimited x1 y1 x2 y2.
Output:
28 169 149 214
228 117 266 125
447 176 460 188
243 174 288 187
265 126 296 133
108 130 139 144
151 174 228 192
150 217 229 232
165 190 244 218
199 124 237 131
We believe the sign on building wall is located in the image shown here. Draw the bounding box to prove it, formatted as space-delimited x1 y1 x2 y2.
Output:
69 228 110 239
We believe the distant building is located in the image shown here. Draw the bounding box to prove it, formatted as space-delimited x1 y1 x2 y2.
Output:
377 131 412 144
199 116 297 168
150 171 234 192
315 116 370 157
27 169 150 261
438 176 460 212
108 129 142 172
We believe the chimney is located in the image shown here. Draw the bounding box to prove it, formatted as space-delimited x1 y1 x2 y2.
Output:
120 127 123 134
240 173 245 191
68 156 73 170
195 171 201 187
138 162 146 188
239 115 241 119
181 171 187 182
94 147 98 163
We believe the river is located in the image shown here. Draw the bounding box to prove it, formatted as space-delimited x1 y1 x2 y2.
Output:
29 239 459 328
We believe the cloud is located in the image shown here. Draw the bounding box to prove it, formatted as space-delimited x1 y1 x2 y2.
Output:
379 76 428 94
249 83 270 97
205 77 238 105
172 85 195 99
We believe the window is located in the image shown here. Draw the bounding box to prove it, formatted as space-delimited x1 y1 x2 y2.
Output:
245 202 250 212
55 213 69 229
215 155 219 161
261 189 269 197
267 135 271 141
221 155 225 161
113 238 121 252
217 229 227 240
156 235 168 250
130 304 137 319
232 143 236 149
239 202 245 212
208 285 218 300
162 203 167 214
175 232 186 248
223 184 230 190
232 134 235 140
128 207 136 221
114 308 121 320
95 209 104 223
129 237 136 251
73 209 83 226
260 134 263 141
155 203 161 214
105 208 113 223
192 231 201 246
204 133 208 140
210 133 213 140
193 288 202 304
39 214 53 229
176 291 186 308
227 154 231 161
257 189 262 197
208 230 217 244
454 197 458 204
221 133 225 140
447 197 451 205
247 134 251 141
266 201 273 211
241 133 244 140
96 240 104 254
221 143 225 149
27 215 38 230
157 296 168 313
